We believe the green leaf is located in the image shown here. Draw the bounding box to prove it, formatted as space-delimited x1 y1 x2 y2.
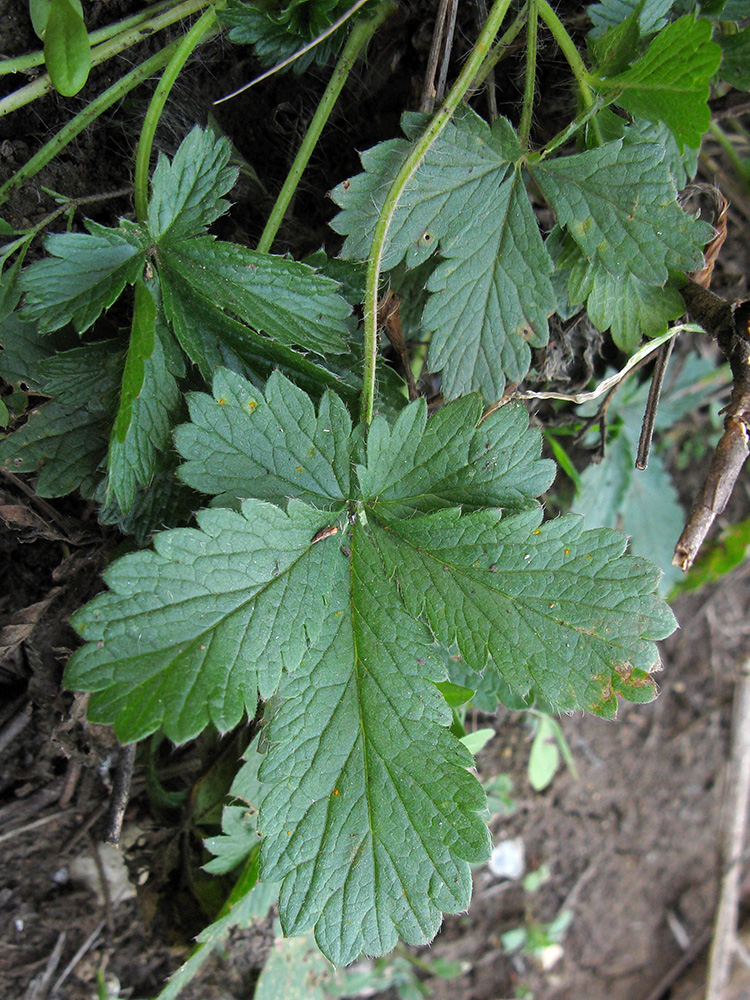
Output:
718 26 750 91
257 523 490 965
373 507 671 715
587 0 673 37
563 242 685 352
588 1 643 76
66 373 677 961
0 338 121 497
158 237 350 355
204 737 266 875
591 15 721 151
96 465 198 545
65 499 342 742
435 680 476 708
106 284 184 512
43 0 91 97
221 0 354 73
252 932 330 1000
461 727 496 755
148 126 238 243
331 108 521 270
423 165 555 399
19 222 145 334
527 715 560 792
357 394 555 518
0 312 55 390
160 267 359 399
0 400 108 497
529 140 712 285
176 368 352 509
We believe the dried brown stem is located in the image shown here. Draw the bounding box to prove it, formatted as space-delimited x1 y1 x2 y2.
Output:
673 284 750 571
636 338 674 470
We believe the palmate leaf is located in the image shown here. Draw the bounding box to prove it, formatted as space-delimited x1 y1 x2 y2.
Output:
332 109 708 398
66 371 676 963
590 15 721 151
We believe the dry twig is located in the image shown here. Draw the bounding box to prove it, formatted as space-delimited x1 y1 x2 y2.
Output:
673 283 750 571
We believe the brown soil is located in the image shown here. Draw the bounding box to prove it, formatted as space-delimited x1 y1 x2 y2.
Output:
2 3 750 1000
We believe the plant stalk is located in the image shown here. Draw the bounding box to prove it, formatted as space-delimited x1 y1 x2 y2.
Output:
519 0 538 148
133 7 220 224
472 4 528 85
0 0 178 76
0 0 212 119
535 0 601 144
257 0 395 254
361 0 514 427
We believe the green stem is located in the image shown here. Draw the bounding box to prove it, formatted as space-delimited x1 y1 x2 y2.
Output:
0 41 180 206
709 121 750 188
0 0 212 119
361 0 515 426
472 4 527 84
519 0 538 148
257 0 395 254
133 7 220 224
537 93 606 158
0 0 178 76
535 0 600 145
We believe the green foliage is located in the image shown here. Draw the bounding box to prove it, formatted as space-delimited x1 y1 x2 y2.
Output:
43 0 91 97
2 127 353 523
333 107 711 398
589 15 721 150
718 26 750 91
3 0 739 977
221 0 355 72
63 368 674 960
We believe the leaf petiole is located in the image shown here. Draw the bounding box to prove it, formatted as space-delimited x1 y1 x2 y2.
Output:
133 6 222 224
361 0 515 426
257 0 395 254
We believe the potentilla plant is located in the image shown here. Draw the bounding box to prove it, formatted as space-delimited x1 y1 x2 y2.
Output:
0 0 745 988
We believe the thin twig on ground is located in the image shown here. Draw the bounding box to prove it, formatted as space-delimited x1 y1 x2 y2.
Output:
705 656 750 1000
23 930 66 1000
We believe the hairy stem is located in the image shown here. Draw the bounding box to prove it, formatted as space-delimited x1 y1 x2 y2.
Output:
361 0 514 427
0 0 178 76
257 0 395 254
0 42 179 206
0 0 212 119
133 7 220 224
519 0 538 148
473 4 528 84
535 0 601 144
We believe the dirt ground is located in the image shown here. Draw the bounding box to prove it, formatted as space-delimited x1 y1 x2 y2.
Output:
2 1 750 999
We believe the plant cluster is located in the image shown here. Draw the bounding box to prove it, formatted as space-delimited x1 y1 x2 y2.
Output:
1 0 749 988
